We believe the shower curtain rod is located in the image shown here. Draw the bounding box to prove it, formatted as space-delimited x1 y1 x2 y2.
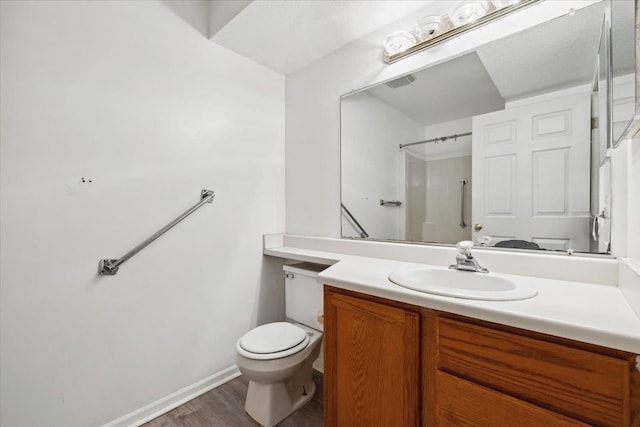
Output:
399 131 472 149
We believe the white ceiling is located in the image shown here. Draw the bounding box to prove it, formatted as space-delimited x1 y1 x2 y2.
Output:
477 1 607 102
360 1 612 127
211 0 433 75
367 52 505 126
210 0 629 125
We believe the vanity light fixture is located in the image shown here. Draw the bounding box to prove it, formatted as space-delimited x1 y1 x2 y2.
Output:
414 16 449 42
383 0 540 64
383 31 417 56
449 1 490 27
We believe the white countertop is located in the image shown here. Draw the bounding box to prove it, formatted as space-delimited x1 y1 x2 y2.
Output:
265 245 640 354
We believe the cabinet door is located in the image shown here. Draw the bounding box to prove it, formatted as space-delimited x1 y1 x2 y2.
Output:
324 289 420 427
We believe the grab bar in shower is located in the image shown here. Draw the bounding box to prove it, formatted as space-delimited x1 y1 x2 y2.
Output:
459 179 467 229
99 189 215 275
341 203 369 238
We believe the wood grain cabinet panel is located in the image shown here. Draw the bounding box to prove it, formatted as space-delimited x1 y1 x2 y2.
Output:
323 287 639 427
324 288 420 427
437 317 633 426
435 371 590 427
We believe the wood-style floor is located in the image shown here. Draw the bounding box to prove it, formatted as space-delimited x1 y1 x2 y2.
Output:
143 371 323 427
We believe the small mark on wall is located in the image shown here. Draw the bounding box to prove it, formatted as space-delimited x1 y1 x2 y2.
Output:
71 177 96 192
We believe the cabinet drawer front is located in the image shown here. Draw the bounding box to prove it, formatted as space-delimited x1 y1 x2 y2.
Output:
438 318 629 426
436 371 589 427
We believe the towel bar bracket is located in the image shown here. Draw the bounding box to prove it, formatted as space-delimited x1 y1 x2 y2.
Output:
99 259 119 276
201 189 215 203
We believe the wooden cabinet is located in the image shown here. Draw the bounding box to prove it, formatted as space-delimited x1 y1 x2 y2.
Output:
433 317 637 426
324 287 420 427
434 371 590 426
324 286 640 427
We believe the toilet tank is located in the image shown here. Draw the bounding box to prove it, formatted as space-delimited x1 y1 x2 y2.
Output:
284 262 327 331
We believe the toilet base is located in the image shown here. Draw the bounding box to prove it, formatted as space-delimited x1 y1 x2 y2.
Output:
245 379 316 427
237 324 322 427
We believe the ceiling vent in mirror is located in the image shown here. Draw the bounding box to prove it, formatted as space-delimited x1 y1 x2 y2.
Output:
386 74 416 88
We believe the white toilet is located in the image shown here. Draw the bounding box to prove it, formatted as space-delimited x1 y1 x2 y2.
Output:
236 262 325 427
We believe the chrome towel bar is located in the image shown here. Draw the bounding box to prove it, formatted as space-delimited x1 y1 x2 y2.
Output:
99 189 215 275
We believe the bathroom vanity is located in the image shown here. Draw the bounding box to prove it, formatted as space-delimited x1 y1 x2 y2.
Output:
264 234 640 427
324 286 639 427
269 0 640 423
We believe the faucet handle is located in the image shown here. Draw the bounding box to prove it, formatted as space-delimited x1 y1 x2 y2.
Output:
457 240 474 256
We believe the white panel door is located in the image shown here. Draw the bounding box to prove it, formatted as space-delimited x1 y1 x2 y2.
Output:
472 92 591 252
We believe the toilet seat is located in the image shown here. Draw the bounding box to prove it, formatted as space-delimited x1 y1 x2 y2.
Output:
237 322 310 360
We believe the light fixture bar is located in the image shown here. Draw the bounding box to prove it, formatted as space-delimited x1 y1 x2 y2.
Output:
384 0 541 64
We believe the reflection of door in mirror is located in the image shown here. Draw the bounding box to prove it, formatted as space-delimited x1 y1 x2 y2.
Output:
472 92 591 252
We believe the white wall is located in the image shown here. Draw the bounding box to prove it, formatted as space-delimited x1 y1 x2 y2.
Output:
612 136 640 261
612 134 640 317
341 92 422 239
0 1 285 426
423 118 473 159
629 138 640 260
285 0 599 238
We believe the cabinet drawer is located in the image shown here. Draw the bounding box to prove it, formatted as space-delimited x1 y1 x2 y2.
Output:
436 371 589 426
438 318 631 426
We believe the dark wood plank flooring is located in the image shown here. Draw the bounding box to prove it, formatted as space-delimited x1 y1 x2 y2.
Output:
143 371 323 427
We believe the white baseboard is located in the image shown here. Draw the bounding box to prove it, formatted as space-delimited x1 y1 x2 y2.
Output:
102 365 241 427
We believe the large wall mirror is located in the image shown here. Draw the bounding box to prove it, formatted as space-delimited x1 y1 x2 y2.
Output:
341 0 635 255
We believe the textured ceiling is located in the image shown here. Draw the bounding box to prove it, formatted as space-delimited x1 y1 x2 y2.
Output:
211 0 433 75
367 52 505 126
477 1 607 102
359 1 615 127
210 0 628 115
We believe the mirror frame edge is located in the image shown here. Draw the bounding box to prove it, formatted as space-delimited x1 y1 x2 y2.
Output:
611 0 639 148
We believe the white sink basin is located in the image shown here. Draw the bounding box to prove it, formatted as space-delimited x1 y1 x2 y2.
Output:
388 268 537 301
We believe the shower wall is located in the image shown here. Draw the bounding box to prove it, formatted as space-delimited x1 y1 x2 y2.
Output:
404 117 473 243
405 155 472 243
424 156 473 243
405 154 426 241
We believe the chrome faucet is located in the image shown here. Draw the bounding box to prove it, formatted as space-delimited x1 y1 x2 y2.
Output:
449 241 489 273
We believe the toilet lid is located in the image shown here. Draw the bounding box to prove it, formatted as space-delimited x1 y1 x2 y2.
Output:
239 322 307 354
